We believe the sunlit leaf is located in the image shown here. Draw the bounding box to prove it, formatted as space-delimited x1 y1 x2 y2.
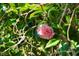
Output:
45 39 60 48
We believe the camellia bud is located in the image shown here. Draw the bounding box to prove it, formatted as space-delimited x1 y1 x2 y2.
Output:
36 24 55 40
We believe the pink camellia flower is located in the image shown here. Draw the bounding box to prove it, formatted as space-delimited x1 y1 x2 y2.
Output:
36 24 55 40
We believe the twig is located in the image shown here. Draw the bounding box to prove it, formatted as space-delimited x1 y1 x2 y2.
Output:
40 3 48 21
59 4 68 26
12 35 25 48
24 26 36 34
22 47 27 56
24 10 34 22
21 4 40 22
2 36 25 52
2 25 36 54
67 5 79 41
1 47 11 54
0 13 6 22
67 9 75 41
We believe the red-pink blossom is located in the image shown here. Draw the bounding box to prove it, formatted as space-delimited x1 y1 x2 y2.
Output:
36 24 55 40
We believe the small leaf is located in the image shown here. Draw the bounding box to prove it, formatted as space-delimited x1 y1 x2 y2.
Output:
58 42 70 56
29 11 42 19
71 40 77 49
59 42 70 51
45 39 60 49
6 41 15 46
9 19 16 26
65 15 70 24
0 45 5 48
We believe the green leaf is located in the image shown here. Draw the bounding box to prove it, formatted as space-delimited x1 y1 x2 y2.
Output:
58 42 70 56
65 15 70 24
59 42 70 51
45 39 60 49
29 11 42 19
0 45 5 48
19 3 29 12
8 3 18 14
6 41 15 46
71 40 77 49
4 19 16 27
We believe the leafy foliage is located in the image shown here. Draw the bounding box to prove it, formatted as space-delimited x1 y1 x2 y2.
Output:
0 3 79 56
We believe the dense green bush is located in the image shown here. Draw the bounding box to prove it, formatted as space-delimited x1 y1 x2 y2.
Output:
0 3 79 56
